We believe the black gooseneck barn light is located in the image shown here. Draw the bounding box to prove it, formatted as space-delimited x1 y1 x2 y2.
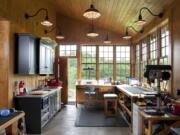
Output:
44 27 65 40
123 26 144 40
83 0 101 20
135 7 163 26
25 8 53 27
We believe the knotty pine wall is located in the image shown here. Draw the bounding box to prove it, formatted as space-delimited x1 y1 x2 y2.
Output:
56 14 129 45
0 0 129 108
0 0 56 108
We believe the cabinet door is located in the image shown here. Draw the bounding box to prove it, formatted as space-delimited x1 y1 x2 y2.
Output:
17 35 29 74
39 45 46 74
39 42 54 75
29 37 36 74
50 49 54 74
15 33 37 74
46 47 54 74
45 47 51 73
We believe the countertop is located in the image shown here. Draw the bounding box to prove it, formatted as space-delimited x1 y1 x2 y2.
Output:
116 84 157 97
15 87 62 98
76 80 116 87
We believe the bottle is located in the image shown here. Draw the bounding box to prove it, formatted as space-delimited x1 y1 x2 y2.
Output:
19 81 24 95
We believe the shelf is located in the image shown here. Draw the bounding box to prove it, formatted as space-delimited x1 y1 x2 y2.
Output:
118 100 132 117
118 108 132 131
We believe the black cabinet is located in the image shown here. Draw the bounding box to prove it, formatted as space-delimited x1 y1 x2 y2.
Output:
39 40 54 75
15 90 60 134
15 33 38 74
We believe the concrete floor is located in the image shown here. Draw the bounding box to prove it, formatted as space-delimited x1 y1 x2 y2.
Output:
42 105 132 135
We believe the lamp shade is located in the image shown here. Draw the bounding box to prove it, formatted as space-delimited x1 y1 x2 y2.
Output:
87 22 99 38
41 15 53 27
122 31 132 40
135 14 146 26
83 4 101 19
87 32 99 37
56 35 64 40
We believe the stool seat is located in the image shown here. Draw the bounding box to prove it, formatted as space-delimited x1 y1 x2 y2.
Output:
104 94 117 98
104 93 118 117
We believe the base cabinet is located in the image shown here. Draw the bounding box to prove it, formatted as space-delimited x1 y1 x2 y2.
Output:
15 88 61 134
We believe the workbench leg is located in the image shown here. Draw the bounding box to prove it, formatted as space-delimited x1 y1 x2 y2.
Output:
141 115 145 135
148 120 153 135
6 121 18 135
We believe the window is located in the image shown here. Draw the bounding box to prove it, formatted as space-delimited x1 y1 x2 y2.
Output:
135 45 140 79
81 46 96 79
160 25 169 65
59 45 77 57
141 41 148 81
160 25 170 90
116 46 130 81
150 33 158 64
99 46 113 79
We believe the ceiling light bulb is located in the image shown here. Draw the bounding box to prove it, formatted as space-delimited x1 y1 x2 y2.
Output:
87 32 99 37
56 35 64 40
135 20 146 26
83 4 101 19
104 40 111 44
123 35 132 40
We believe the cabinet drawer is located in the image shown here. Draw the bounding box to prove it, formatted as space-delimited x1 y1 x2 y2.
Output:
41 107 49 116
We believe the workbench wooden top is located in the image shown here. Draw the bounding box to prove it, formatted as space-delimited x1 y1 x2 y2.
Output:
116 85 156 98
0 111 25 131
139 110 180 121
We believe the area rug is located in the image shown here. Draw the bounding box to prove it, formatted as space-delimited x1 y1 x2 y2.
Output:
75 107 128 127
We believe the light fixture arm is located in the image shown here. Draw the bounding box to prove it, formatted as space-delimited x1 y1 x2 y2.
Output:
126 26 144 34
44 26 56 34
139 7 163 18
25 8 48 19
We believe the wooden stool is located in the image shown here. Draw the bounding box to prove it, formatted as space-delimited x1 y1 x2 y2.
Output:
104 94 118 117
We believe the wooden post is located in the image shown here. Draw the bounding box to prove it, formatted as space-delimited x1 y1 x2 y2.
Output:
113 46 116 80
96 46 99 80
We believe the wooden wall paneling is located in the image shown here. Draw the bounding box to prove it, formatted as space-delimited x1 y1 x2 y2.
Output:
56 14 128 45
0 21 10 108
0 0 57 108
171 0 180 97
51 0 174 35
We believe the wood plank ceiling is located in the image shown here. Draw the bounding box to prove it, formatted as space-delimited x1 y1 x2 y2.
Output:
47 0 173 35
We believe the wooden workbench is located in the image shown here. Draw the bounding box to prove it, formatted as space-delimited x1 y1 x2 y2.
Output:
139 110 180 135
116 85 156 129
76 81 115 107
0 111 25 135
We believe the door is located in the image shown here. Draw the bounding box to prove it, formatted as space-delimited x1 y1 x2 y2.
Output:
59 57 68 104
68 59 77 102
